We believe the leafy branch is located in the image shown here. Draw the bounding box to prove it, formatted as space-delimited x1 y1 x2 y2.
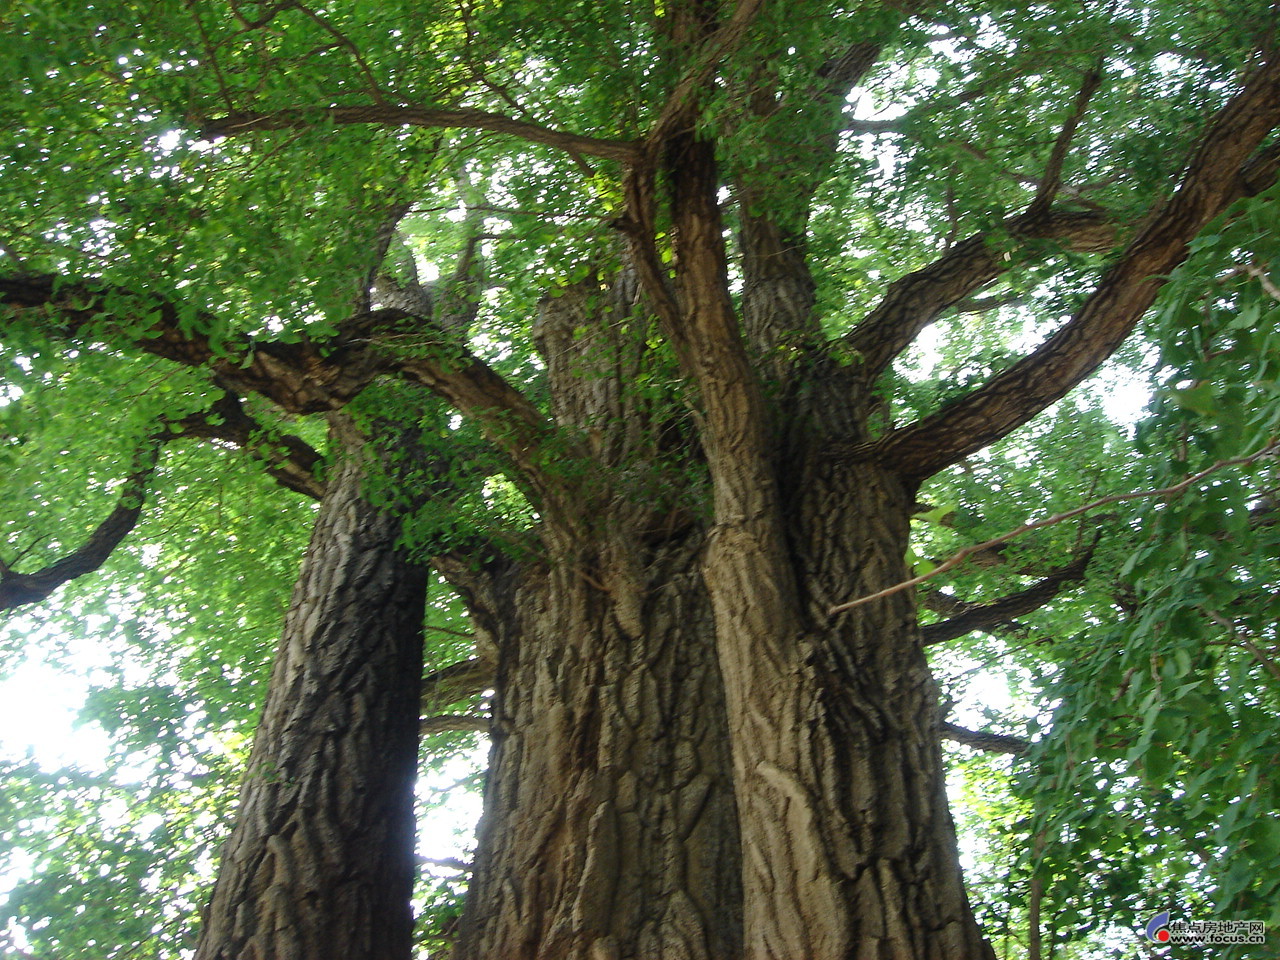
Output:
873 51 1280 481
1 433 165 613
200 105 641 162
829 438 1280 615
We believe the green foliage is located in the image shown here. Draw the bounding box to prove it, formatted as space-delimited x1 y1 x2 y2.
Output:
2 0 1279 955
1010 184 1280 958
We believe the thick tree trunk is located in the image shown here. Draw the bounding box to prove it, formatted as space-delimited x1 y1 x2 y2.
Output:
719 454 995 960
450 531 743 960
449 268 743 959
642 132 995 957
196 424 428 960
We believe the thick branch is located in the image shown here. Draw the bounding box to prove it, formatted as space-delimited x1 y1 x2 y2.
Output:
874 52 1280 481
921 547 1094 646
422 656 493 709
845 208 1116 378
201 106 640 163
172 391 327 500
940 722 1029 755
1027 63 1104 215
359 308 581 525
817 1 928 100
1 435 164 612
0 275 390 414
646 0 767 152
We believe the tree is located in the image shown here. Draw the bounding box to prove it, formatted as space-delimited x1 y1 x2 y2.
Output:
2 1 1279 958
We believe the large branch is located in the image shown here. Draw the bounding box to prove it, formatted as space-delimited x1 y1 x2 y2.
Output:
872 52 1280 482
0 275 390 414
646 0 767 151
2 274 576 536
920 546 1094 646
815 0 928 101
356 308 583 525
0 435 164 613
171 391 327 500
422 656 493 709
940 722 1029 756
201 106 640 163
845 208 1116 379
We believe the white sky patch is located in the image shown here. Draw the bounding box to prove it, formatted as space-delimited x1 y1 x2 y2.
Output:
0 656 112 771
417 744 488 873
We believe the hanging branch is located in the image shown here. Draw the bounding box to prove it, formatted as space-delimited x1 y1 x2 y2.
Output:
829 438 1280 615
0 434 166 613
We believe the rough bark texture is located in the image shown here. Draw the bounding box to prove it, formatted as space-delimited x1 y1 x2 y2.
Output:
12 20 1276 960
195 425 428 960
448 269 744 960
631 127 996 958
450 536 742 960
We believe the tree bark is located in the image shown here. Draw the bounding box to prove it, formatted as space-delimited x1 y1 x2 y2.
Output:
195 421 428 960
450 272 744 960
639 129 996 958
449 531 743 960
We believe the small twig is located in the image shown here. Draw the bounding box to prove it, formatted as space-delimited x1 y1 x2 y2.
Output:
829 438 1280 615
286 0 395 106
0 237 28 266
1203 608 1280 684
1240 263 1280 301
425 624 477 641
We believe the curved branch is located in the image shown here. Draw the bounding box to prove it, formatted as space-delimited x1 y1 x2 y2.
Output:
0 275 390 414
172 391 327 500
1 435 164 613
200 106 640 163
816 0 930 100
844 208 1116 379
872 52 1280 481
921 545 1095 646
372 309 581 525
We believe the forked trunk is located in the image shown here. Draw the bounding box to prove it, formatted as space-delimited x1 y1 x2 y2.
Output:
651 132 995 958
196 425 428 960
710 454 995 960
451 532 743 960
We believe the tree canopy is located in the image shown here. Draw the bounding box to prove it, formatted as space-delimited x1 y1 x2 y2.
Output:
1 0 1279 958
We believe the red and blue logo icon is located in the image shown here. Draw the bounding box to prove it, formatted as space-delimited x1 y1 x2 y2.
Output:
1146 911 1172 943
